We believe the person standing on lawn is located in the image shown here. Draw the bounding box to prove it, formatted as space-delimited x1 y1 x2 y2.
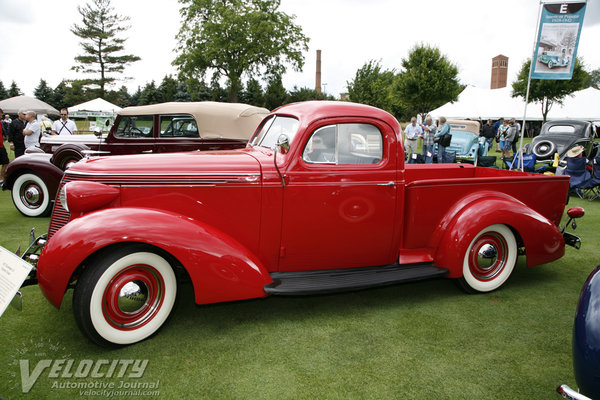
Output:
0 108 9 184
52 108 78 135
23 111 41 150
420 116 436 164
435 116 451 163
403 116 423 160
8 109 27 157
481 119 495 152
503 119 517 160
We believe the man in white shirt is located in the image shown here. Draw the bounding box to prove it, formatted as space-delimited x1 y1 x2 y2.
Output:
403 116 423 160
52 108 78 135
23 111 41 149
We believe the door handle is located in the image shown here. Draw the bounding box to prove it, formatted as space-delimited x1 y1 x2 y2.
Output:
142 150 153 153
377 181 395 187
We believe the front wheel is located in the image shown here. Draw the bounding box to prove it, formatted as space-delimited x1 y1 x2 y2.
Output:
11 173 52 217
458 224 518 293
73 246 178 347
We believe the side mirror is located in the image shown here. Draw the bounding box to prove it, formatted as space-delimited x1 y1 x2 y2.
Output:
106 119 111 127
276 134 290 155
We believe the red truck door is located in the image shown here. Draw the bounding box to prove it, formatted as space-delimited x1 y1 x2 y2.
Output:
278 120 398 271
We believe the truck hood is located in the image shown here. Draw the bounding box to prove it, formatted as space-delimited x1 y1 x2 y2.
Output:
66 149 261 179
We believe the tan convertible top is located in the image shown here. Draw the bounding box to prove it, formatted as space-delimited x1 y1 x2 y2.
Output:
447 119 481 135
119 101 270 140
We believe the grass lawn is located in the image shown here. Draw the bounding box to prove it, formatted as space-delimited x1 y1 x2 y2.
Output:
0 160 599 399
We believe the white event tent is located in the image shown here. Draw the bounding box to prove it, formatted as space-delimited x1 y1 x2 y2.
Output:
429 86 600 122
68 98 122 118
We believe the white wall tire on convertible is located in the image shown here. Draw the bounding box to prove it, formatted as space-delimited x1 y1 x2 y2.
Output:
459 224 518 293
73 247 177 347
12 172 52 217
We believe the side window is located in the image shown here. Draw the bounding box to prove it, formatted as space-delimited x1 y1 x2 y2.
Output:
114 115 154 138
160 115 199 138
303 123 383 165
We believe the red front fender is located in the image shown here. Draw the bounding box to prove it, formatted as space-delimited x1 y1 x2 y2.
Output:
37 207 272 308
434 197 565 278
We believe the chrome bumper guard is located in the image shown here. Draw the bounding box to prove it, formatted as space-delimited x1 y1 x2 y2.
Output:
557 385 592 400
11 228 47 311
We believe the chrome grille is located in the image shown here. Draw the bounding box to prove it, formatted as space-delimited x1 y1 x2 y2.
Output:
48 176 73 238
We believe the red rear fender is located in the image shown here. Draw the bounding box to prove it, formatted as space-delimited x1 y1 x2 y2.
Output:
434 197 564 278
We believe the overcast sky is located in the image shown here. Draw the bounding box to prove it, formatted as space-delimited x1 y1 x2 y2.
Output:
1 0 599 100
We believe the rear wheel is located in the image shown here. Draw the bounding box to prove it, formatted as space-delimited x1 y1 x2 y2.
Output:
11 173 52 217
73 246 177 347
458 224 517 293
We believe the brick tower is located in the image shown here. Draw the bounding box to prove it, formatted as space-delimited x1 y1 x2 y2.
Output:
490 54 508 89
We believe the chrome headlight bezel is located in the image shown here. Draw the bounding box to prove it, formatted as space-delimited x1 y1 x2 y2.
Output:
59 185 69 212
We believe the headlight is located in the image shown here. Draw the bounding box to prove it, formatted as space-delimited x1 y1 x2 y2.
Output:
59 185 69 212
60 181 120 216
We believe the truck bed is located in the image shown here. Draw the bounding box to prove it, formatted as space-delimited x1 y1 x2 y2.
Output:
402 163 570 253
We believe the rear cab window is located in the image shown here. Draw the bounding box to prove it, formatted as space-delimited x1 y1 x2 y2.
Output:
303 123 383 165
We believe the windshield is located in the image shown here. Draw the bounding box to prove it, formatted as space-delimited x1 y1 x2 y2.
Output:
251 115 299 149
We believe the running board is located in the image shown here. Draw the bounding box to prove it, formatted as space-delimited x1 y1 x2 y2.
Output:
264 263 448 295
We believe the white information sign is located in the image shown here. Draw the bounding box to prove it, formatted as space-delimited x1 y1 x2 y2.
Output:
0 246 33 317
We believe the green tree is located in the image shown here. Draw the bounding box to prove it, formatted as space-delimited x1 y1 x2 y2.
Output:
512 58 588 122
105 86 131 107
34 79 54 104
8 81 23 97
71 0 141 98
158 75 178 103
210 78 228 102
62 80 95 107
52 81 68 110
174 0 309 102
287 86 333 103
186 78 212 101
264 75 287 110
138 81 162 105
239 78 264 107
347 60 396 113
587 68 600 89
129 87 142 106
174 81 192 102
0 81 8 100
392 44 462 119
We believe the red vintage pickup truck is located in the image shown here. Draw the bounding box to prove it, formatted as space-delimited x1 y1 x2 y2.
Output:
31 101 582 347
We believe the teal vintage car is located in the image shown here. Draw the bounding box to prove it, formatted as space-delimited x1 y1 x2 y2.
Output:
435 120 488 164
537 51 569 69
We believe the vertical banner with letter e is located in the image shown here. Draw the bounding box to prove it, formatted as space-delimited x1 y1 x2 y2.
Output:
532 2 586 80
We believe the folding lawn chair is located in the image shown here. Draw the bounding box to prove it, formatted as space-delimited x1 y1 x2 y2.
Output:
584 155 600 201
504 152 548 173
565 156 592 199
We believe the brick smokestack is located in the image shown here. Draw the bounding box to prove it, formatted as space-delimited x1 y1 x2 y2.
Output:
315 49 322 93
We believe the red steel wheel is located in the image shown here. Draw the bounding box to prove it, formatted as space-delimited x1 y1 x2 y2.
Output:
73 246 177 347
459 224 517 293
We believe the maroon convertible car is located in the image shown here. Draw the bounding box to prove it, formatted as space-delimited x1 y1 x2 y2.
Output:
2 102 268 217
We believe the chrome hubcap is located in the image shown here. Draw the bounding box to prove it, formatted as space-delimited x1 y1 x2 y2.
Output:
476 244 498 270
117 280 149 314
22 185 42 207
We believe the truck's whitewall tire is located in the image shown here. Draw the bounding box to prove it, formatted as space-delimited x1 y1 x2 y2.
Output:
459 224 517 293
